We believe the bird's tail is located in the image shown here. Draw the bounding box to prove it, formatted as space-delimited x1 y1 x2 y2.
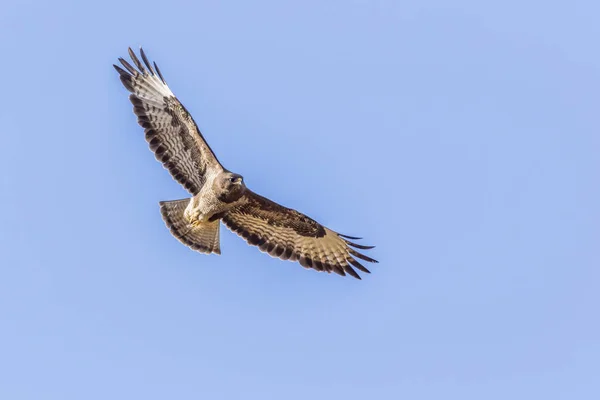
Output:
159 199 221 254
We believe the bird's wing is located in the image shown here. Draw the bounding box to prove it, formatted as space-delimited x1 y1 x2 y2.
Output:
221 191 378 279
114 47 223 195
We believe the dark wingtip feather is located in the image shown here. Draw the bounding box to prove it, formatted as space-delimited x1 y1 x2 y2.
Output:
348 258 371 274
331 264 346 277
119 57 137 75
113 64 130 77
119 76 135 92
338 233 362 240
344 240 375 250
349 248 378 263
128 47 146 74
154 61 166 84
343 265 362 280
139 47 155 75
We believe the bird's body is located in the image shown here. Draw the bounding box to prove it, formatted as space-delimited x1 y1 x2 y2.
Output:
185 170 240 224
114 47 378 279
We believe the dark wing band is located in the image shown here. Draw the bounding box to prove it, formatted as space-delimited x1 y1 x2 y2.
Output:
114 47 223 195
222 191 378 279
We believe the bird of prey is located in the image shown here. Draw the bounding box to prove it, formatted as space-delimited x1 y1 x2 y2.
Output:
114 47 377 279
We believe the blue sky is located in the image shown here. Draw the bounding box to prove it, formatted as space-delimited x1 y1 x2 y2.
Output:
1 0 598 399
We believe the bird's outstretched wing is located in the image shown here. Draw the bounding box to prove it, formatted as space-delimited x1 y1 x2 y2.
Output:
114 47 223 195
221 191 378 279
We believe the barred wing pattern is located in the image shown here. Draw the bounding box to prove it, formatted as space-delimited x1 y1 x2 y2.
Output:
114 48 223 195
222 191 378 279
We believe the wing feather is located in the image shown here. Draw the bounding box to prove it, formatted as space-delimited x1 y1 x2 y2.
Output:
114 47 223 195
222 191 377 279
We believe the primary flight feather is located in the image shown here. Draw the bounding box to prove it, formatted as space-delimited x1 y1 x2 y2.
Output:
114 47 378 279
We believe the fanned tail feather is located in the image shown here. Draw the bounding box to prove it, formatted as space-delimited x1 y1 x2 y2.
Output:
159 199 221 254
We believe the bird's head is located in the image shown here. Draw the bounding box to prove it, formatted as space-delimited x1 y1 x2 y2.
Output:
215 172 246 203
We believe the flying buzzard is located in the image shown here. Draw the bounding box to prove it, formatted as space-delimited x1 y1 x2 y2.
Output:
114 48 377 279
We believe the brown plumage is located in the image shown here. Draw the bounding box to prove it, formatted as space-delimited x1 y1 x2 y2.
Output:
115 47 378 279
